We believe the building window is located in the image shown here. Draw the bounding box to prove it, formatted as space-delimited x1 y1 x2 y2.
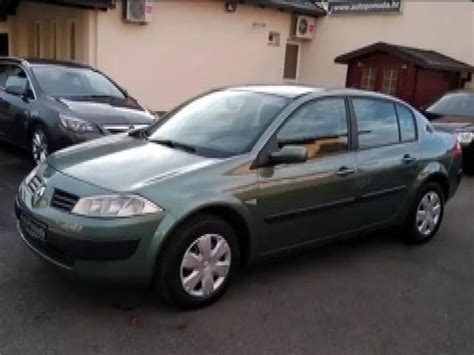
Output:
34 23 41 57
361 67 376 91
52 22 58 60
382 68 399 96
283 43 299 80
69 21 76 61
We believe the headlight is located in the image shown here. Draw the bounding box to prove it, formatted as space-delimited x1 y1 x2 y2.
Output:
71 195 162 218
457 131 473 145
60 114 97 133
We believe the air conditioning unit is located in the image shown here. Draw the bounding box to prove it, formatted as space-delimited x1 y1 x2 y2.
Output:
292 15 316 40
123 0 152 24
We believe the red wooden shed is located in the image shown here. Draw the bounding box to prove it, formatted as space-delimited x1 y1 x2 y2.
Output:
335 42 473 108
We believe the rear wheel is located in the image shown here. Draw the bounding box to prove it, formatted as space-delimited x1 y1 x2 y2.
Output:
404 183 445 244
31 126 49 165
155 214 240 309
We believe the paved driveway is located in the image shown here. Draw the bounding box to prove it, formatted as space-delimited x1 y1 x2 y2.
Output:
0 143 473 355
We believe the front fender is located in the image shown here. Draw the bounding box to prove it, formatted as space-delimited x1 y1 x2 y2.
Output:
146 193 257 272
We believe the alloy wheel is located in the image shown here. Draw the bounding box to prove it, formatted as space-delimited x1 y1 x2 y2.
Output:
32 129 48 165
180 234 232 298
416 191 442 236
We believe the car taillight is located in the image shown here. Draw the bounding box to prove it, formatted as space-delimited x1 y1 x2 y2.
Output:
454 141 463 156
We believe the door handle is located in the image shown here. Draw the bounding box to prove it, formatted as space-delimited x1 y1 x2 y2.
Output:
401 154 416 164
336 166 356 177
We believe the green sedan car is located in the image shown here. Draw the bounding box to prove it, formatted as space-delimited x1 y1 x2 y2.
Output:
15 86 463 308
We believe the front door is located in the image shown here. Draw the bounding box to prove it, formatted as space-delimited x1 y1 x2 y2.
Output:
256 97 362 254
350 97 420 227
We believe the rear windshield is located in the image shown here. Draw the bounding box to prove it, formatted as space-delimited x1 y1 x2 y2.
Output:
427 92 474 118
31 65 125 99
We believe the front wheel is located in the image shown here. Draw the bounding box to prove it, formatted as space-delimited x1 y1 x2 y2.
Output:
31 126 49 165
155 214 240 309
404 183 445 244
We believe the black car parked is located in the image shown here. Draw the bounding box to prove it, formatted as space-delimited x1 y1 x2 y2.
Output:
424 90 474 171
0 57 154 164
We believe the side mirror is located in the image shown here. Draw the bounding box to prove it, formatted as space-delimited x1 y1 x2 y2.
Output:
5 85 26 97
269 145 308 165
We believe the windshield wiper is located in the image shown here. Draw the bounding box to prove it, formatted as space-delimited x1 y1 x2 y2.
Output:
148 139 197 154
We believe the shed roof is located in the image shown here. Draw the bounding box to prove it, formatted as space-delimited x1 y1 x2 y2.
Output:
335 42 473 73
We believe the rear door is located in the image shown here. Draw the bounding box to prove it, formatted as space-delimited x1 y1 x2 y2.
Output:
350 97 419 227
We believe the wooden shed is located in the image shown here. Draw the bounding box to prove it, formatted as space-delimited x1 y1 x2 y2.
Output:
335 42 473 108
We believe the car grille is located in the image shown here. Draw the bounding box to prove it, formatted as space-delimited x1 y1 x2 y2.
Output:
27 175 43 194
51 189 79 212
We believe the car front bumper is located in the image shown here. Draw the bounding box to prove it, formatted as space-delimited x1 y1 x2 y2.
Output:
14 180 171 286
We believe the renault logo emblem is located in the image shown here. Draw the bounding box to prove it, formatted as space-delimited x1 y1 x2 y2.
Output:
32 185 46 207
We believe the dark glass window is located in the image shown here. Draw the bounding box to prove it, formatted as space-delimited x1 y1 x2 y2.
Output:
353 98 399 149
277 98 349 158
283 43 299 80
427 93 474 118
147 91 289 158
32 65 125 99
396 104 417 141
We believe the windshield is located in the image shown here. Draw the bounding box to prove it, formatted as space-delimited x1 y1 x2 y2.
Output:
32 65 126 99
427 92 474 118
146 90 289 158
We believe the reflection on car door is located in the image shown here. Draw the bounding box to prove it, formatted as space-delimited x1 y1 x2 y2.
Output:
256 97 362 254
350 98 419 227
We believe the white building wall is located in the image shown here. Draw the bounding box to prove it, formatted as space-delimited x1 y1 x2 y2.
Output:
96 1 292 110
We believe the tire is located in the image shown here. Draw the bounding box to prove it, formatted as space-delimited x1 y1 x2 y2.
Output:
404 182 445 244
30 125 49 165
155 214 240 309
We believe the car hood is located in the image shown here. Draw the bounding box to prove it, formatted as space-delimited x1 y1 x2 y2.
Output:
431 116 474 133
51 96 154 126
47 136 219 192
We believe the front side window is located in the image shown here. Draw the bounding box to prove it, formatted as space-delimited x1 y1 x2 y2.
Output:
277 98 349 158
353 98 399 149
147 91 289 158
396 104 417 142
31 65 125 99
0 64 10 88
427 93 474 118
4 67 33 98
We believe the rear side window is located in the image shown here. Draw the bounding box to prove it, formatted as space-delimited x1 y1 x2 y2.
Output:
352 98 399 149
396 104 417 142
277 98 349 158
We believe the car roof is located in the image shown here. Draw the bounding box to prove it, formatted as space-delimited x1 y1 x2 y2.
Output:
227 85 402 101
0 56 91 69
230 85 322 98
